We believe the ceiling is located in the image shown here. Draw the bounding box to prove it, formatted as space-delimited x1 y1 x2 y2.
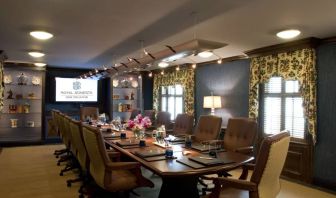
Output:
1 0 336 69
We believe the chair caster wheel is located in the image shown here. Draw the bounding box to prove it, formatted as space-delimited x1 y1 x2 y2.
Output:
67 181 71 187
57 162 61 166
79 194 84 198
60 172 63 176
56 155 59 158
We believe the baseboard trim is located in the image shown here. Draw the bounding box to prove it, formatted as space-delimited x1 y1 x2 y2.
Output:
313 178 336 194
281 176 336 195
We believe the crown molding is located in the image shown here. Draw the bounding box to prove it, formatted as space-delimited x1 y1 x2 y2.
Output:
244 37 321 58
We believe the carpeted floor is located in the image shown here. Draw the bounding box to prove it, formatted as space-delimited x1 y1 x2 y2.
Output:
0 145 335 198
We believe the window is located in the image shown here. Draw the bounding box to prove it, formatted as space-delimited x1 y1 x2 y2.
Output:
262 77 305 139
160 84 183 120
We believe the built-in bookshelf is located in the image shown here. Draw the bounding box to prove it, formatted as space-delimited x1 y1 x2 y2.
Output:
0 65 45 144
111 74 142 122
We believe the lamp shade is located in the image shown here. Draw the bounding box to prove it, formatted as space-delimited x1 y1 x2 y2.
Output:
203 96 221 108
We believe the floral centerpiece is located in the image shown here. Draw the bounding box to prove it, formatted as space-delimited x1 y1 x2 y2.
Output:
127 114 152 139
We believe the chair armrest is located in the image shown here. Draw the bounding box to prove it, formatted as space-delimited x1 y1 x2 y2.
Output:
201 140 224 147
106 161 141 171
107 151 120 161
213 177 257 191
235 146 253 154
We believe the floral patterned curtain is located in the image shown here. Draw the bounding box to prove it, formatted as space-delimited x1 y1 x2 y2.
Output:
249 48 317 144
0 57 4 111
153 68 195 116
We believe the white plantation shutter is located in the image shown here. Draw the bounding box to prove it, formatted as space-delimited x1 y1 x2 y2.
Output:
264 97 281 134
160 85 184 120
263 77 305 139
285 97 305 138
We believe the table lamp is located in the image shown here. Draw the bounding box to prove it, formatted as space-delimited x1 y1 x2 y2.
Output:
203 93 222 115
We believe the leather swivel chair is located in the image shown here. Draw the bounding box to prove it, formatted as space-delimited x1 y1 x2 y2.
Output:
80 107 99 121
200 118 258 194
155 111 172 130
207 132 290 198
82 124 154 194
130 109 141 120
193 115 222 142
172 113 194 136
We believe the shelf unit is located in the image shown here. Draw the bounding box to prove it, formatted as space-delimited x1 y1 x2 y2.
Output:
111 75 142 122
0 65 45 144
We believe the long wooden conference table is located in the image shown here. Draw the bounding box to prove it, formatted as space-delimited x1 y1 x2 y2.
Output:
101 128 253 198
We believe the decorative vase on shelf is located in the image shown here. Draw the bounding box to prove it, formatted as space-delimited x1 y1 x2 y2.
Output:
17 73 28 85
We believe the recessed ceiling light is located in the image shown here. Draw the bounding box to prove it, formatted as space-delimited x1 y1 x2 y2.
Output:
34 63 46 67
158 62 169 68
197 51 213 58
28 51 45 58
276 29 301 39
30 31 53 40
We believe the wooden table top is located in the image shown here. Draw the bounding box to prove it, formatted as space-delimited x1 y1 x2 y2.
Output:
103 130 254 178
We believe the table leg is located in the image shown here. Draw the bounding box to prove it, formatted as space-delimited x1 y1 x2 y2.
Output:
159 176 199 198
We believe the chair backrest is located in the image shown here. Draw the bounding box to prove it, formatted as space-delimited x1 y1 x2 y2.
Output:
82 124 111 188
51 109 60 135
69 118 89 171
144 110 155 123
250 132 290 198
130 109 141 120
194 115 222 142
57 112 70 148
173 113 194 135
223 117 257 151
63 115 74 153
156 111 171 129
80 107 99 121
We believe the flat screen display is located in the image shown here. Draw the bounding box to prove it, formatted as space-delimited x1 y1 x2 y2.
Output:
55 77 98 102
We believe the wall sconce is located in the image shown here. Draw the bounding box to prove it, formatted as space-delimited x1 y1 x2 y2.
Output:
203 92 222 115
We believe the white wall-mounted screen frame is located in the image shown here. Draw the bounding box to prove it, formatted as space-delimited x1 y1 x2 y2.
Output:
55 77 98 102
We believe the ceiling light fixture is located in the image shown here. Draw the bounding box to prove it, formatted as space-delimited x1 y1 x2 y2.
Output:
217 59 222 64
34 62 46 67
192 63 197 69
197 51 213 58
276 29 301 39
158 61 169 68
148 72 153 77
161 70 164 75
30 31 53 40
28 51 45 58
176 66 180 71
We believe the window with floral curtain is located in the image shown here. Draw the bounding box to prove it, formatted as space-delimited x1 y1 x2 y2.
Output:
249 48 317 144
153 68 194 117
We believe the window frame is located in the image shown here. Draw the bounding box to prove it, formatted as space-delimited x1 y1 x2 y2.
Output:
159 84 184 120
259 77 308 142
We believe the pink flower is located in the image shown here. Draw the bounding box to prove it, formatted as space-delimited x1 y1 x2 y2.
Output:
128 114 152 130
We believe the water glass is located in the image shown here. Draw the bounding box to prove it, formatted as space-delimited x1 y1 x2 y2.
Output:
185 135 192 148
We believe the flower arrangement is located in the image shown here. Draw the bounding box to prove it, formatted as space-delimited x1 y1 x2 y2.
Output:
127 114 152 138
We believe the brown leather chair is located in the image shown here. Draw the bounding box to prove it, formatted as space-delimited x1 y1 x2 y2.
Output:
193 115 222 142
200 118 258 194
207 132 290 198
144 110 155 121
155 111 172 130
81 124 154 194
223 117 257 154
130 109 141 120
172 113 194 135
80 107 99 121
